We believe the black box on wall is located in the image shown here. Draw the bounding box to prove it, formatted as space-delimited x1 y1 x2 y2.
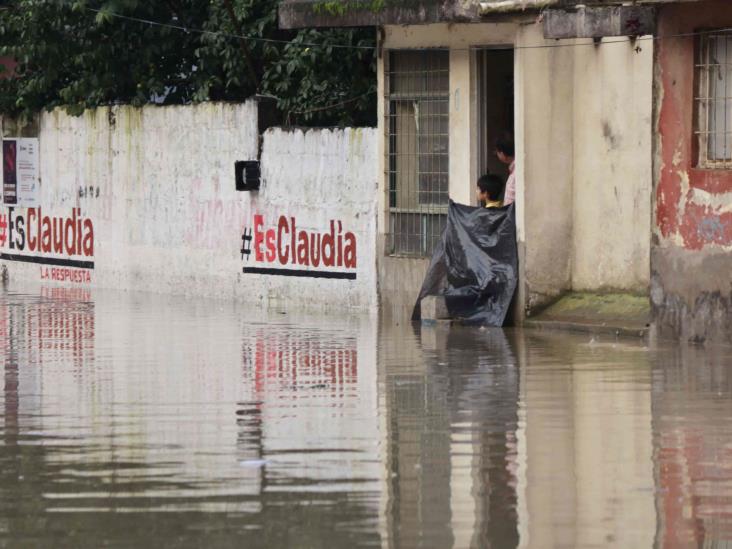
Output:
235 161 260 191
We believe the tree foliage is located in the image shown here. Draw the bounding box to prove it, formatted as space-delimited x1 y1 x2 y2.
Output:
0 0 376 126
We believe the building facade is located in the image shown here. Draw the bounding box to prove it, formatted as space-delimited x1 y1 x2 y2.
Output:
281 0 655 321
281 0 732 345
1 0 729 344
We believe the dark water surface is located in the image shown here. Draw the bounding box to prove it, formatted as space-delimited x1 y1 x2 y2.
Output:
1 287 731 548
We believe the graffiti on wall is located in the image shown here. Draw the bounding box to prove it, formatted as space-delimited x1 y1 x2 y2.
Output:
240 213 357 279
0 207 95 283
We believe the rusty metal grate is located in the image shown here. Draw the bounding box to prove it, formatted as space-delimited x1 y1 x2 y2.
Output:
385 49 449 257
696 31 732 169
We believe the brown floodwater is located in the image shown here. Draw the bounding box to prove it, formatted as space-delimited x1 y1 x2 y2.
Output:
0 285 731 548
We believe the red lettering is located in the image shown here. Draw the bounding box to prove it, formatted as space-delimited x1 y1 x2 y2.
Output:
310 234 321 267
297 231 309 266
76 210 82 253
64 209 77 255
253 214 264 261
249 215 357 271
290 217 296 265
52 218 64 253
82 219 94 256
337 221 343 267
41 216 51 253
322 220 335 267
265 229 276 262
277 215 289 265
28 208 37 251
344 232 357 268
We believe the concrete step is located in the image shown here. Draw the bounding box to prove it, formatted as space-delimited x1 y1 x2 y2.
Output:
525 292 650 338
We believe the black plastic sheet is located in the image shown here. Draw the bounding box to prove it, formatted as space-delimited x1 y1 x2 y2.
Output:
413 201 518 326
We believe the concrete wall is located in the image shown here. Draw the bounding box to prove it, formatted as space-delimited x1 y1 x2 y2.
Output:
518 26 653 311
515 24 575 314
0 103 378 312
571 37 653 293
378 21 653 320
652 1 732 345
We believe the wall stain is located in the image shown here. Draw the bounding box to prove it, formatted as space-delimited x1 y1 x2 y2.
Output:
602 121 620 149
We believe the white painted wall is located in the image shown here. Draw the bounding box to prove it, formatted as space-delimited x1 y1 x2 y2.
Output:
571 37 653 293
0 103 378 311
517 28 652 305
515 23 575 313
255 126 377 310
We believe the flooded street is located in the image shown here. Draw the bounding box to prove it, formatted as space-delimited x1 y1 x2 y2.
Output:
0 287 731 548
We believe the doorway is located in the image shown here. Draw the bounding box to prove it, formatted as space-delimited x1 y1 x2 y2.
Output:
476 48 514 201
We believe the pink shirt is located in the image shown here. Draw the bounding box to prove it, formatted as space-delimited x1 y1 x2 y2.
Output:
503 161 516 205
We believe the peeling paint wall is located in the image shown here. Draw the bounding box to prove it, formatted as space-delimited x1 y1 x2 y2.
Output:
0 102 378 312
653 1 732 344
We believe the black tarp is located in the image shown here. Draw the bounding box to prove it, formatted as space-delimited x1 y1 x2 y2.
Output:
412 200 518 326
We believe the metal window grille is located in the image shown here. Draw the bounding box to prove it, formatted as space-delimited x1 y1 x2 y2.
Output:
385 49 449 257
696 31 732 168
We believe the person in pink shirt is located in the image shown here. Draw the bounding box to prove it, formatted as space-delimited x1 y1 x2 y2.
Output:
495 136 515 206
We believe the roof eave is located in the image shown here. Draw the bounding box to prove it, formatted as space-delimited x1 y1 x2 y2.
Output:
278 0 565 29
478 0 558 16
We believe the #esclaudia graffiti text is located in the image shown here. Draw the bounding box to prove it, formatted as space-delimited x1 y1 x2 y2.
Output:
1 207 95 283
242 214 357 279
5 207 94 256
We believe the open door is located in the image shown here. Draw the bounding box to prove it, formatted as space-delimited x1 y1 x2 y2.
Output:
476 48 514 202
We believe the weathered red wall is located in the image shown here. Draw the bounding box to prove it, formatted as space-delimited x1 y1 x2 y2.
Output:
653 1 732 345
656 1 732 251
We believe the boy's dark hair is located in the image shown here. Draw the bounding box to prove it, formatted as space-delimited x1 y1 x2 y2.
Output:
495 135 515 158
477 174 503 201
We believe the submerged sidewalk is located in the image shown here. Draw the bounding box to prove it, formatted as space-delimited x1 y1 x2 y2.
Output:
524 292 650 339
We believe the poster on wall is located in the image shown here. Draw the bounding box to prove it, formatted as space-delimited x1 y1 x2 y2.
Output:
2 137 39 207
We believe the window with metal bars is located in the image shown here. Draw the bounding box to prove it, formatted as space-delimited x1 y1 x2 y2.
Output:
696 30 732 168
385 49 449 256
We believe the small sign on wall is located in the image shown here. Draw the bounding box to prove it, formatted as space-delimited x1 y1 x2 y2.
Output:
3 137 39 207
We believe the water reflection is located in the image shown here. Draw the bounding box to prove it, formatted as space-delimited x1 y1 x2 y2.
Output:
0 286 731 547
653 346 732 548
0 287 381 547
379 325 520 549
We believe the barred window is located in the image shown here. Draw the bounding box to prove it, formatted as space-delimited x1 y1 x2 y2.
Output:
696 31 732 168
386 50 449 256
